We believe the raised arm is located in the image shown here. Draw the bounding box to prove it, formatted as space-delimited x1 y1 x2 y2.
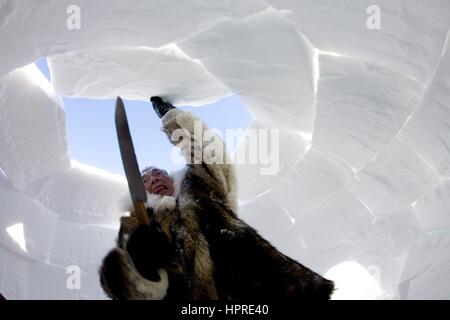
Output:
151 97 237 213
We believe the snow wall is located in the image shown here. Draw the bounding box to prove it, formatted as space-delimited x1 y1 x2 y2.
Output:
0 0 449 299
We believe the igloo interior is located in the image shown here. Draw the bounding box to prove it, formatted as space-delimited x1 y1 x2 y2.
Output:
1 0 450 300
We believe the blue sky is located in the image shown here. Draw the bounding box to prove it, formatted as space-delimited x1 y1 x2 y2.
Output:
35 58 252 176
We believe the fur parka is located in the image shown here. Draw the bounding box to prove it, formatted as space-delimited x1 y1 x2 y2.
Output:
99 108 334 300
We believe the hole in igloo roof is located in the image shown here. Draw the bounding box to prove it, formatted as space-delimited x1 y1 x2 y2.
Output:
35 58 251 176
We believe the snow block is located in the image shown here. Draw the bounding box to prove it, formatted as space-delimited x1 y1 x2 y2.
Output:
25 164 129 225
267 0 450 82
347 209 424 266
234 120 309 202
374 256 409 298
0 65 70 191
48 219 118 272
400 231 450 299
307 211 421 298
294 190 374 252
179 8 316 132
269 227 309 264
235 165 288 204
398 38 450 177
271 149 354 219
414 179 450 231
239 191 294 240
0 174 58 261
349 138 440 215
0 245 32 299
0 0 268 77
28 261 107 299
314 54 423 170
49 46 231 106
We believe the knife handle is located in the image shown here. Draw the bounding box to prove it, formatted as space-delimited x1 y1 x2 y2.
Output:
133 201 150 225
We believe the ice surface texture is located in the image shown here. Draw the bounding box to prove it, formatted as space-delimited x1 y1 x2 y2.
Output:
0 0 449 299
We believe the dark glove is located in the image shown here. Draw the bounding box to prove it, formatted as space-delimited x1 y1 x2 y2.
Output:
150 96 176 118
126 220 172 281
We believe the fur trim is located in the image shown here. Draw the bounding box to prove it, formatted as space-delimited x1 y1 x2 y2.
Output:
145 192 176 212
161 108 182 127
100 248 169 300
132 267 169 300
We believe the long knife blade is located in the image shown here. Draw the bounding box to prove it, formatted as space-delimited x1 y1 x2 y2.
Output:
115 96 149 225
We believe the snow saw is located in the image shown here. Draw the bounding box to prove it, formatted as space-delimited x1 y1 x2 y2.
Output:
115 96 150 226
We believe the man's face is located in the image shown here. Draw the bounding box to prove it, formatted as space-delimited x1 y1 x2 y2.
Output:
142 168 174 196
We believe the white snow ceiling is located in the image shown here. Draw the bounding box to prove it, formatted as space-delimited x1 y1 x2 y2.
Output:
1 0 450 300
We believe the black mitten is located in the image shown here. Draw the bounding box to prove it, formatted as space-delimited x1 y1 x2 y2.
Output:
126 220 172 281
150 96 176 118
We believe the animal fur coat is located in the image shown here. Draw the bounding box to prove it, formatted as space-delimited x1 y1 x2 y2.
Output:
99 107 334 300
